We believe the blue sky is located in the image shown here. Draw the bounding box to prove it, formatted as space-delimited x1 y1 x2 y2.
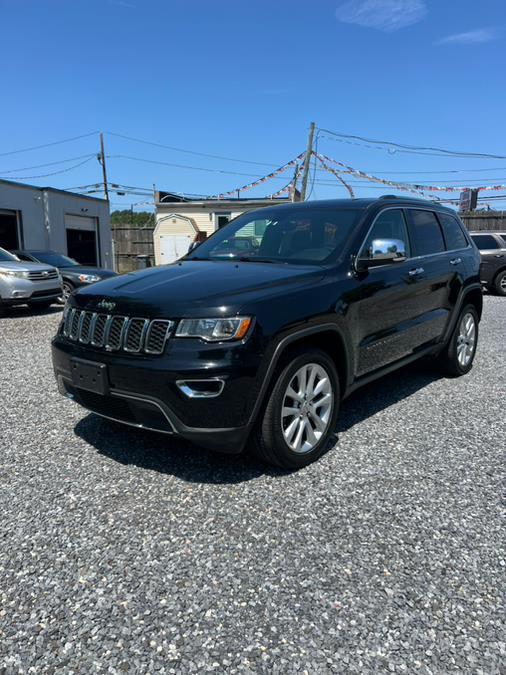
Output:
1 0 505 209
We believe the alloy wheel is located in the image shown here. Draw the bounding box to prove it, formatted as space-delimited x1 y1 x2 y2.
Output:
281 363 334 454
456 312 476 367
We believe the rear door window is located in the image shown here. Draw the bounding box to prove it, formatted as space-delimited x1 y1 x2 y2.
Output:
407 210 446 257
471 235 500 250
438 213 468 251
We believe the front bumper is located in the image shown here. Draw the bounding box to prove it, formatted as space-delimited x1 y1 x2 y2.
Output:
1 277 62 304
51 337 263 453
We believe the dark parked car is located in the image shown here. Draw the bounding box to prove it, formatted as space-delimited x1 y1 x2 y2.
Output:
52 197 482 469
468 232 506 296
12 250 117 303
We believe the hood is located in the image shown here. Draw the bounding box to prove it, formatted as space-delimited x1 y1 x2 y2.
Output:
62 265 116 278
72 260 326 317
0 261 58 273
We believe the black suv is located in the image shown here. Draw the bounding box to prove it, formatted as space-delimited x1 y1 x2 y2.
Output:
468 232 506 296
52 197 482 468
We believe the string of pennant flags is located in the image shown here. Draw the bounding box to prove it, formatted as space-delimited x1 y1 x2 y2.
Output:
204 149 506 201
314 152 506 194
206 153 305 199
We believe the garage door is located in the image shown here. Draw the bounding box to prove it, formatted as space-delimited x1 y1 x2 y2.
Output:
65 214 96 231
65 214 98 265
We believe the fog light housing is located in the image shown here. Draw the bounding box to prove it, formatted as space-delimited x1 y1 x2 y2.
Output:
176 378 225 399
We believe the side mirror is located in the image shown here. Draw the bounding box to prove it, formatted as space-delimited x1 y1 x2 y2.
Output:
357 238 407 270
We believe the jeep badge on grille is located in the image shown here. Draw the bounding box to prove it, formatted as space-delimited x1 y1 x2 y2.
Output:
97 299 116 311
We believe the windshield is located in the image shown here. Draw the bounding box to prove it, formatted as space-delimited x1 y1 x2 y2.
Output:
185 207 363 265
29 251 79 267
0 247 19 262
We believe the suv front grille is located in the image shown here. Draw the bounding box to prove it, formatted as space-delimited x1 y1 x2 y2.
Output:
28 269 59 281
62 309 173 355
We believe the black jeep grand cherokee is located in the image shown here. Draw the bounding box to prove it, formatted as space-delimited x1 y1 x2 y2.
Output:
52 197 482 468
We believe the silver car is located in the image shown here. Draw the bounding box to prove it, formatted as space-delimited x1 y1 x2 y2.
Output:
0 246 62 315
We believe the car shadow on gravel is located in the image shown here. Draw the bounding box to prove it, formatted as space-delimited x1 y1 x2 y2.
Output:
337 359 441 432
74 359 441 483
74 414 287 483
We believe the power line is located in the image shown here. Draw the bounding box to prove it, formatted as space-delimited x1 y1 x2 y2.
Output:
0 132 99 158
0 154 97 175
318 128 506 160
0 156 96 180
106 131 284 168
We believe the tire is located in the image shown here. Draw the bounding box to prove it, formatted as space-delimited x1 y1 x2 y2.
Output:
250 349 340 469
493 270 506 296
28 300 53 311
58 281 74 305
437 304 479 377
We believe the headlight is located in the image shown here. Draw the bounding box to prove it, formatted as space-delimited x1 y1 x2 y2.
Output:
175 316 252 342
78 274 101 283
0 269 29 278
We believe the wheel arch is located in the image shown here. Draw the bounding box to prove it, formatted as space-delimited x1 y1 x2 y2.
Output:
462 285 483 320
247 324 351 430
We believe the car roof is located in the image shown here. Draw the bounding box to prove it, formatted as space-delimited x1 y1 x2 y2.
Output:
245 196 457 214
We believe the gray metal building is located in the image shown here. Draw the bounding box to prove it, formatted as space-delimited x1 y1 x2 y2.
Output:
0 179 113 269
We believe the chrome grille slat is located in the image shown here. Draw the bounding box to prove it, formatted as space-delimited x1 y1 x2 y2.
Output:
124 318 150 353
145 320 173 355
63 310 172 355
28 270 59 281
105 316 128 351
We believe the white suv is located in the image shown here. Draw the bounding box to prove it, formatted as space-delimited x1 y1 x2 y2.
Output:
0 247 62 315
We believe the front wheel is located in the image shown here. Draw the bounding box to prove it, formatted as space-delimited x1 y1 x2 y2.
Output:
250 349 340 469
437 304 479 377
58 281 74 305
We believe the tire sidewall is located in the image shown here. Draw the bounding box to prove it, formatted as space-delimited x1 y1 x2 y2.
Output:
263 350 340 469
494 271 506 296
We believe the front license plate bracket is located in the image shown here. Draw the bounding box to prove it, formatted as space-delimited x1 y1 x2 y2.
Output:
70 358 109 395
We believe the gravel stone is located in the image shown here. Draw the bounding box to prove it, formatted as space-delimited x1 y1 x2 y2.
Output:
0 299 504 673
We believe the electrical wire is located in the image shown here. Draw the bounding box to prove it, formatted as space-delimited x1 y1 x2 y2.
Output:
0 132 98 158
319 128 506 160
106 131 284 168
0 156 96 180
0 154 97 175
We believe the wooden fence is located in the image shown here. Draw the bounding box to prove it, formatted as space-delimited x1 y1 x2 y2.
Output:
111 224 155 273
460 211 506 232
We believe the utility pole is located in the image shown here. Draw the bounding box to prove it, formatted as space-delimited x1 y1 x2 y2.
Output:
300 121 315 201
99 132 110 202
290 162 299 202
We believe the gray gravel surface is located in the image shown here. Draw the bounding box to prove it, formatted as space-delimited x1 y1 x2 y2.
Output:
0 299 504 674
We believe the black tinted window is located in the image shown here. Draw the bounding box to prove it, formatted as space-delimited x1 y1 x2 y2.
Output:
362 209 410 258
471 235 500 250
408 210 445 256
438 213 468 251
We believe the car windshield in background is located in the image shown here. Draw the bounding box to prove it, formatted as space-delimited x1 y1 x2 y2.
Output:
0 247 19 262
30 252 79 267
186 208 363 264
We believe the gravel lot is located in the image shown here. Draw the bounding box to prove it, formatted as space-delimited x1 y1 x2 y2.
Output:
0 298 504 673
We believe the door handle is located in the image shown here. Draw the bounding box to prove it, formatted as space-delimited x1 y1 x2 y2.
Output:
494 254 504 258
408 267 424 276
450 257 462 265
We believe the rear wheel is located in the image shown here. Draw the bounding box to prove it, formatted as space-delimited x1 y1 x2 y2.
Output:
494 270 506 296
437 304 478 376
250 349 340 469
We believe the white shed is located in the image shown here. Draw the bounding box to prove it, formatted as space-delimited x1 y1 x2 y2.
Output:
154 194 291 265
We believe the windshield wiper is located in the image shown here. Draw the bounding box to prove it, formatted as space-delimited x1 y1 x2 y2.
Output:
237 255 279 264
